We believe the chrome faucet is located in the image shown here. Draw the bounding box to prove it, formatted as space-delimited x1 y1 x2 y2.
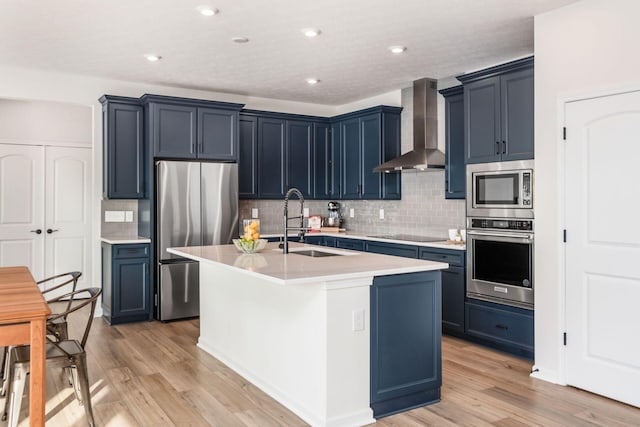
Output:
283 187 307 254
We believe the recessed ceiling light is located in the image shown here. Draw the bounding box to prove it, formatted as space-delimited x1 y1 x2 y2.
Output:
197 5 218 16
306 78 320 85
232 36 249 44
389 46 406 54
301 28 321 38
144 54 162 62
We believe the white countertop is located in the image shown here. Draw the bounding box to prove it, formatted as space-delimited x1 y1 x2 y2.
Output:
100 236 151 244
261 231 467 251
168 242 449 286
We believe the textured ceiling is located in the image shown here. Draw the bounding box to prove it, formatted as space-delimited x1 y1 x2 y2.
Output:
0 0 578 105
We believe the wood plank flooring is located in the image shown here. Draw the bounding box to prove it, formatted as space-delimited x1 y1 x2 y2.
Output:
2 310 640 426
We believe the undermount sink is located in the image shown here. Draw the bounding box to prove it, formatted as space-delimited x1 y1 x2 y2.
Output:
290 249 343 258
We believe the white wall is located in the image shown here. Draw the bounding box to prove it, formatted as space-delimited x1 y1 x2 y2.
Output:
534 0 640 382
0 65 400 294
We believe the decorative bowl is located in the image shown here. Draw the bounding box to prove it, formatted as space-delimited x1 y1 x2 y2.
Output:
233 238 268 254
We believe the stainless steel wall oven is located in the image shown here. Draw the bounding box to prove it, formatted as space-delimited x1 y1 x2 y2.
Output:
466 218 534 309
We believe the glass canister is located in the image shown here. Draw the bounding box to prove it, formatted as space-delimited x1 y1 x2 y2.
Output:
241 219 261 240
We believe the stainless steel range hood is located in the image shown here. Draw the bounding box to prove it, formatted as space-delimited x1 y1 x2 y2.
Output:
373 78 445 172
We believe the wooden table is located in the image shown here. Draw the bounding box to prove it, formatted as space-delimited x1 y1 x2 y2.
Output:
0 266 51 427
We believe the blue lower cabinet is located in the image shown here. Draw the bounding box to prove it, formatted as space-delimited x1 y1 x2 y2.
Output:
335 238 365 251
102 242 151 325
365 241 418 258
464 299 534 359
371 271 442 417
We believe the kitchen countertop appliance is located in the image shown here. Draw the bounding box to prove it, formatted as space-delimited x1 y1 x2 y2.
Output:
326 201 343 228
156 161 238 321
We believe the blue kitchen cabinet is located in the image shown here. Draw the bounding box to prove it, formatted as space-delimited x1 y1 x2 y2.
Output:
458 57 534 164
258 117 286 198
419 247 466 335
142 95 243 161
439 86 465 199
365 241 419 258
287 120 314 199
335 237 365 251
465 299 534 359
100 95 145 199
335 106 402 200
102 242 151 325
370 271 442 417
313 122 340 199
239 114 258 198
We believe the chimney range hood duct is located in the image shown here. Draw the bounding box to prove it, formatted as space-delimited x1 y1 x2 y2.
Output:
373 78 445 173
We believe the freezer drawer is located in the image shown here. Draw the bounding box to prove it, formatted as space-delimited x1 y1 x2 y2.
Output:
159 262 199 320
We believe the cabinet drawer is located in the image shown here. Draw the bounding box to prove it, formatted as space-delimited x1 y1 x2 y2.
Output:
419 248 464 267
465 301 533 352
366 241 418 258
336 238 365 251
113 244 149 259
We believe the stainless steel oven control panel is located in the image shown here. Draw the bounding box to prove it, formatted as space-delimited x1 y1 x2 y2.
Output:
469 218 533 232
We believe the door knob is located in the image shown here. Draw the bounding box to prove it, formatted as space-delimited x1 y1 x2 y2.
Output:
30 229 43 234
46 228 59 234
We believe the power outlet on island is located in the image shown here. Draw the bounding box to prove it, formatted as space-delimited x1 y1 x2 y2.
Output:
352 309 365 332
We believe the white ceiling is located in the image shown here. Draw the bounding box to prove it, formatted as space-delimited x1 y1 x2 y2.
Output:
0 0 578 105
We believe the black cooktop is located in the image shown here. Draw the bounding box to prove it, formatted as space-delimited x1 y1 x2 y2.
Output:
366 234 445 243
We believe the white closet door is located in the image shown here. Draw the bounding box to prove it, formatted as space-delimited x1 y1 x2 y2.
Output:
44 146 92 292
0 144 45 279
565 89 640 408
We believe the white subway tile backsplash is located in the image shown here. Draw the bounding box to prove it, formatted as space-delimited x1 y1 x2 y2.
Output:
240 170 465 238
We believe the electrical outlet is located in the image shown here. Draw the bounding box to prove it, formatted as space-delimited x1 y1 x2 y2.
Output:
379 209 384 219
251 208 259 218
349 208 355 218
303 207 309 217
104 211 125 222
352 309 365 332
124 211 133 222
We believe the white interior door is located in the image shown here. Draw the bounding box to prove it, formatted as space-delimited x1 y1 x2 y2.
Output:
565 90 640 408
44 146 92 292
0 144 45 279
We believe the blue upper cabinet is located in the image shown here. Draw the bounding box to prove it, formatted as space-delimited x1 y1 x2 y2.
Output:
439 86 465 199
142 94 243 161
239 114 258 198
313 122 340 199
257 117 286 198
335 106 402 200
458 57 534 164
100 95 145 199
286 120 314 199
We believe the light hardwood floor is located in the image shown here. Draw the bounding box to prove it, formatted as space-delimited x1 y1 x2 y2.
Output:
2 311 640 427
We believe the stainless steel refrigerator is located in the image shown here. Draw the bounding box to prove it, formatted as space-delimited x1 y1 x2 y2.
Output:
156 161 238 321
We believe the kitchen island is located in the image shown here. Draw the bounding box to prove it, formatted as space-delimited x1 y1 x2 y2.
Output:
168 242 448 427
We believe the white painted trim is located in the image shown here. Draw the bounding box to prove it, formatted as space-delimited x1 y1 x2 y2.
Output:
323 277 372 290
0 138 91 148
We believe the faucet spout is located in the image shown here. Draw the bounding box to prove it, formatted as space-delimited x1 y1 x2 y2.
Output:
283 188 306 254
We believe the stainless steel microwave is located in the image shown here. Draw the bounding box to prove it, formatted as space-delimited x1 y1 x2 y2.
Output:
466 160 534 219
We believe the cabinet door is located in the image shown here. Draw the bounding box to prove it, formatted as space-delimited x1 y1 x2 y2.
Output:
381 112 401 200
464 77 501 164
258 117 286 198
239 115 258 198
198 107 238 161
370 272 442 417
113 257 150 319
341 118 362 199
286 120 314 199
314 122 334 199
444 92 465 199
360 114 382 199
501 67 534 161
442 266 465 334
365 241 418 258
151 103 197 159
104 102 144 199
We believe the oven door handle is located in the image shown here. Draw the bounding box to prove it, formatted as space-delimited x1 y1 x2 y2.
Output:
467 230 534 241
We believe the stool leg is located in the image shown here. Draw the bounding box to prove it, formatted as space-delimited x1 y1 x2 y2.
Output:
0 346 9 397
7 364 27 427
75 354 95 427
